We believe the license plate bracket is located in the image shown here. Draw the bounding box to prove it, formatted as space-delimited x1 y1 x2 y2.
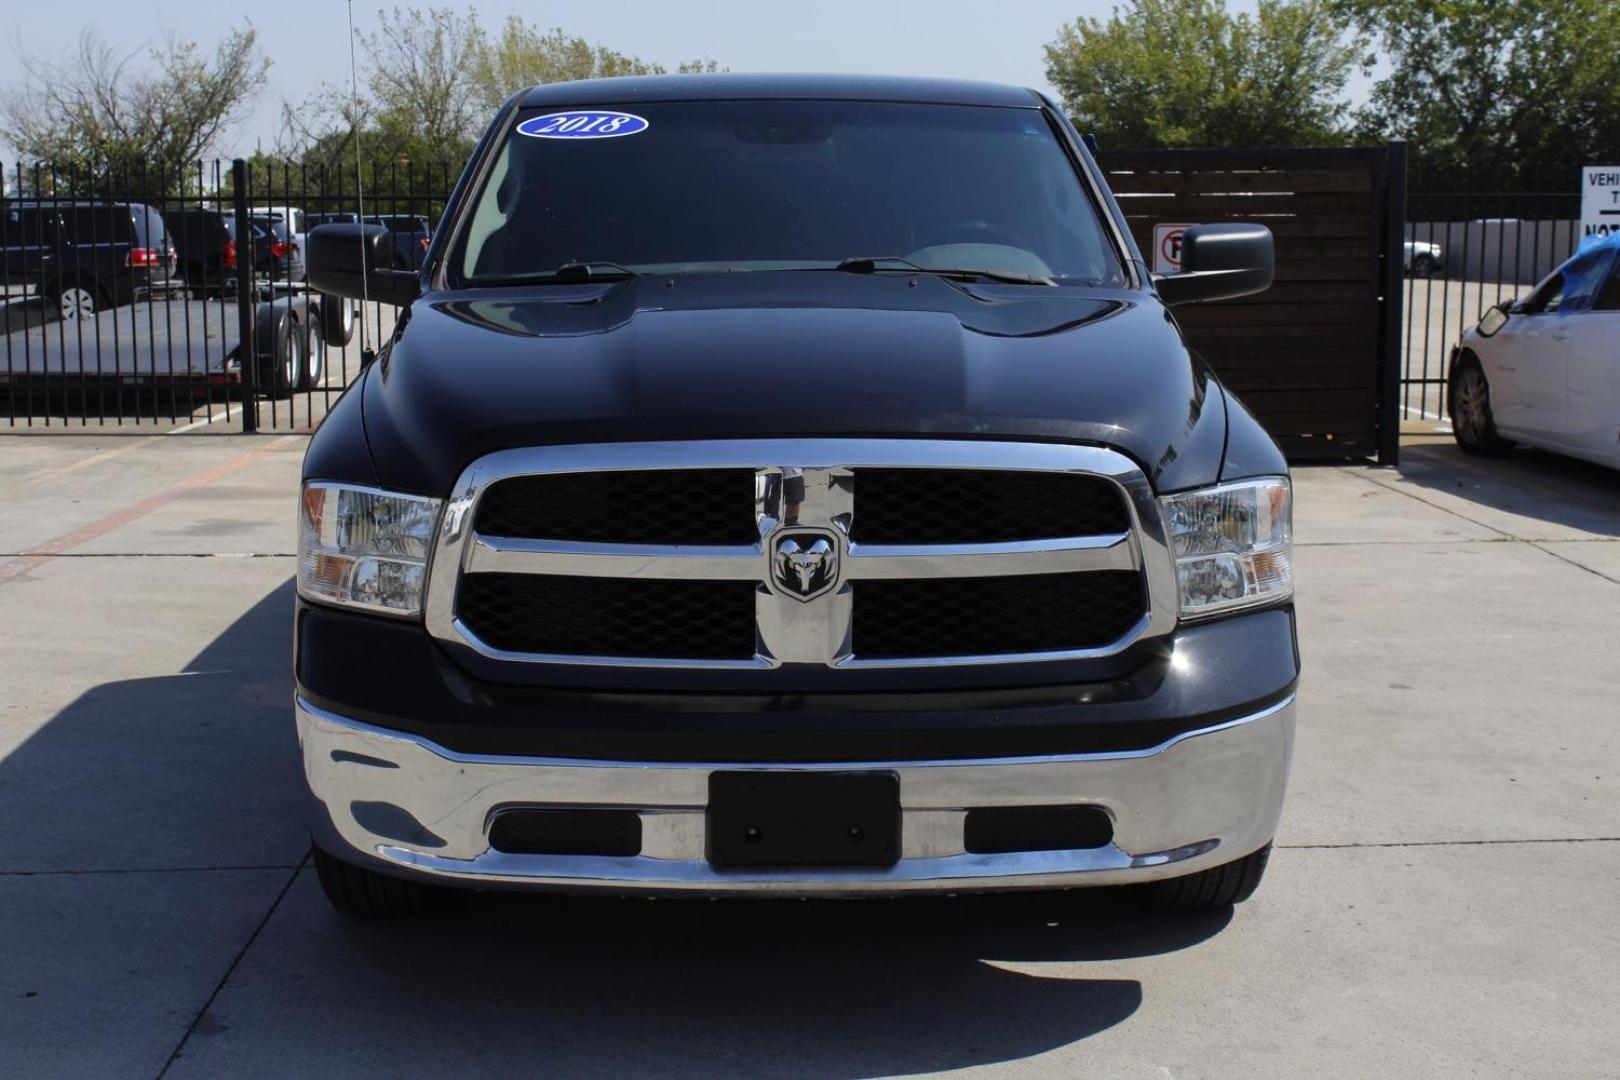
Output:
707 771 900 870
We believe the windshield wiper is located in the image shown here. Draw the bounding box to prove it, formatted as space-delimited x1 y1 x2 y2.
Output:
833 255 1055 286
468 260 640 286
554 260 639 281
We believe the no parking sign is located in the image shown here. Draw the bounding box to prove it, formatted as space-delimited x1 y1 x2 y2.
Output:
1152 223 1194 272
1582 165 1620 239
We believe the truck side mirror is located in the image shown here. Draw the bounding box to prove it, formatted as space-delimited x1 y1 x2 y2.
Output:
307 223 418 306
1154 223 1274 306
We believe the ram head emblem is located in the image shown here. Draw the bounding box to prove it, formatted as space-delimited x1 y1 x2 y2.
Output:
773 533 839 601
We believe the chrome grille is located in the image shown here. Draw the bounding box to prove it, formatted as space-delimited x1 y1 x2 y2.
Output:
426 440 1179 670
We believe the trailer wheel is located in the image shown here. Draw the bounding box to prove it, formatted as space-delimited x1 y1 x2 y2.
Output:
263 311 301 399
302 317 324 390
317 293 356 346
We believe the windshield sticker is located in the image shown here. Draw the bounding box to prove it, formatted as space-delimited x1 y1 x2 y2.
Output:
516 111 649 140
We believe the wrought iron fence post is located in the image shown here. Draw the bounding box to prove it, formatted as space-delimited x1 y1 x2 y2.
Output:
1377 140 1407 466
231 158 257 432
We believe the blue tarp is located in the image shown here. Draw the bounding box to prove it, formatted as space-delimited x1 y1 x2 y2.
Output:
1560 231 1620 310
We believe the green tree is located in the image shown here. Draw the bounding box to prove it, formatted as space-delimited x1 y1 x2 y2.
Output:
1044 0 1362 147
362 6 487 163
267 6 488 202
1343 0 1620 192
472 17 719 111
1 26 270 185
270 8 720 190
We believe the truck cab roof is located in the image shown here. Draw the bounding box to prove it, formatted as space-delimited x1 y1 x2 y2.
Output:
519 73 1044 109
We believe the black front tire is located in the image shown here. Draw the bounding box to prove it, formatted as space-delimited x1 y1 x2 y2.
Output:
1411 254 1438 277
1449 358 1508 455
1146 843 1271 910
312 846 463 919
317 293 357 346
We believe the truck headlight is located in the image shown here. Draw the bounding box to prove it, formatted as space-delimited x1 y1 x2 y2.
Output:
1159 477 1292 619
298 482 442 617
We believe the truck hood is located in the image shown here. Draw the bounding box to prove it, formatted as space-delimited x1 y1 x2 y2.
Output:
360 272 1226 495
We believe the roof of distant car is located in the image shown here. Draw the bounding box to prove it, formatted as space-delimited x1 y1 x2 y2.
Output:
3 199 158 210
519 73 1041 110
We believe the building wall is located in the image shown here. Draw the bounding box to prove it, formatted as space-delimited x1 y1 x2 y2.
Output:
1408 219 1579 285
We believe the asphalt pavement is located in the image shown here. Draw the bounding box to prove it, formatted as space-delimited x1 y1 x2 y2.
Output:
1 429 1616 1078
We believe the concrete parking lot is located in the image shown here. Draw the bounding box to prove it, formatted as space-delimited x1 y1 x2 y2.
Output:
2 429 1616 1078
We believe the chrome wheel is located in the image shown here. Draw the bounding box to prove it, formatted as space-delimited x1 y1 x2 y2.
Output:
304 321 323 389
58 286 97 320
1451 362 1504 454
1453 366 1488 442
276 325 305 397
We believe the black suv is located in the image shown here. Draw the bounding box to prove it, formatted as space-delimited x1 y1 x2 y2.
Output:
166 209 240 296
300 75 1295 919
167 209 309 296
250 215 306 282
0 200 174 319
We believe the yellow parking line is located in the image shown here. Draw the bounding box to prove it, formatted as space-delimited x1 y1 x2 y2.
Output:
0 435 300 586
0 436 165 498
0 407 257 497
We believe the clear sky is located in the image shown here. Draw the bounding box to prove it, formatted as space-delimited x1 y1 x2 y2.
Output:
4 0 1277 160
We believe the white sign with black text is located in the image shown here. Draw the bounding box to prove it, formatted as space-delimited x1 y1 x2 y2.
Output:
1582 166 1620 239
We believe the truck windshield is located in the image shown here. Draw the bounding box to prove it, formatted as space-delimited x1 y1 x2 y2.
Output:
454 100 1126 288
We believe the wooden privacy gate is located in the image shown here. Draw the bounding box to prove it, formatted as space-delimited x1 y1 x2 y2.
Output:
1095 145 1406 463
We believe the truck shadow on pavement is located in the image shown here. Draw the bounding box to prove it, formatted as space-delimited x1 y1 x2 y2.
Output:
280 887 1227 1077
8 576 1234 1075
0 579 309 876
1391 438 1620 537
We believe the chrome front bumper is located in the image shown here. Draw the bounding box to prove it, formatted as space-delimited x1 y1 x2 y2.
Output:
297 695 1295 895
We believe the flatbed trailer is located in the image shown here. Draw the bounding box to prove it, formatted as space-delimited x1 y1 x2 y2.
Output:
0 287 346 396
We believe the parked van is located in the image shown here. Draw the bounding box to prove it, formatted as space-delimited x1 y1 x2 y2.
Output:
0 200 174 319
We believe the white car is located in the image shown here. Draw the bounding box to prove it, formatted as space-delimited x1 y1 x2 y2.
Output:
254 205 307 278
1449 241 1620 468
1404 239 1443 276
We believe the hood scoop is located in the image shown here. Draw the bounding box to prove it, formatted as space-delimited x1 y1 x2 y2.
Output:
431 273 1125 342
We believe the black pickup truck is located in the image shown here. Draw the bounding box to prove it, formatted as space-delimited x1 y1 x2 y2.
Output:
298 74 1297 919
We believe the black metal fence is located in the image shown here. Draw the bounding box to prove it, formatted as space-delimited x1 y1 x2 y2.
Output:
1 157 455 431
2 158 1588 439
1399 192 1583 422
